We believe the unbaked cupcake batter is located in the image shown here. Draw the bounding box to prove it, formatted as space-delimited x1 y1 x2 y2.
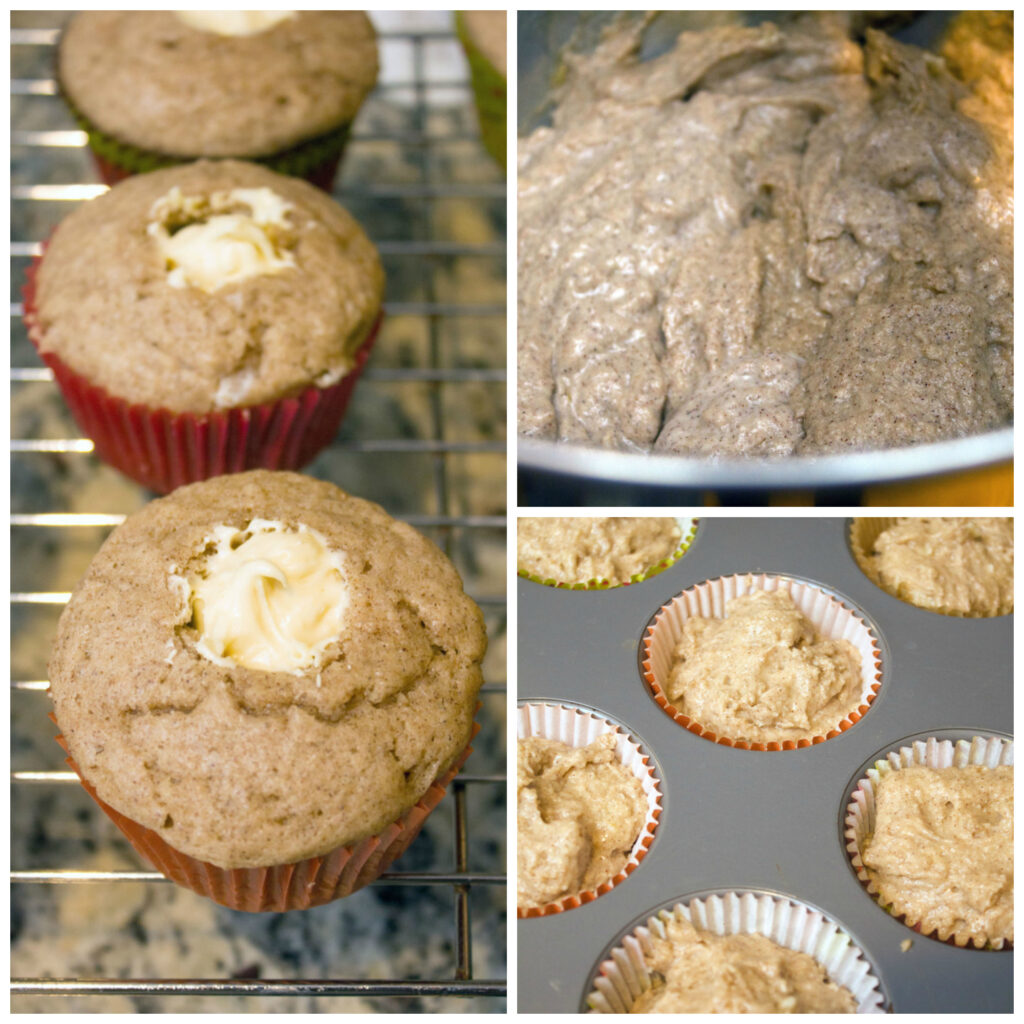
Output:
518 517 682 584
518 14 1012 456
865 517 1013 616
862 764 1013 946
666 589 863 744
517 734 646 909
631 915 857 1013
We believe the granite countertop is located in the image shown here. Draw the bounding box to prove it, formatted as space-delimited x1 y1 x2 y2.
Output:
11 9 507 1013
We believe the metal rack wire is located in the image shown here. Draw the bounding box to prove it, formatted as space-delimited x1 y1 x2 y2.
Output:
11 13 506 1011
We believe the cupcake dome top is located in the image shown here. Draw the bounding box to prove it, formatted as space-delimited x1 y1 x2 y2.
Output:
47 470 487 868
59 11 379 158
34 160 384 414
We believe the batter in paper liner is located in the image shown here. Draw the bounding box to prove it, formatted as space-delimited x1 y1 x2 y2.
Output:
517 517 681 584
630 915 857 1013
861 764 1013 946
517 734 646 909
665 589 863 744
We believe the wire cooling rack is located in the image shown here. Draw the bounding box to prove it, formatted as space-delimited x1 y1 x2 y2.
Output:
11 12 507 1012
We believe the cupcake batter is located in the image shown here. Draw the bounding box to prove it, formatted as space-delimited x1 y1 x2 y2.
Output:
666 589 863 744
862 764 1013 946
517 734 646 909
866 517 1013 616
631 915 857 1013
518 14 1012 456
518 517 682 584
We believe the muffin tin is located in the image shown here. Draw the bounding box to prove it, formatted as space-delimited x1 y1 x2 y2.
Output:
517 517 1012 1013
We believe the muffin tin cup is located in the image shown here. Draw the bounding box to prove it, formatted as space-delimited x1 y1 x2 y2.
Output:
584 889 887 1013
23 257 380 494
843 732 1014 950
642 573 883 751
52 714 478 913
517 517 698 590
517 701 663 918
455 11 508 169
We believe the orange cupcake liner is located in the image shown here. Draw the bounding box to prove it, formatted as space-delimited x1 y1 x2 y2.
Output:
517 701 663 918
23 254 380 494
641 574 883 752
53 713 478 912
843 733 1013 951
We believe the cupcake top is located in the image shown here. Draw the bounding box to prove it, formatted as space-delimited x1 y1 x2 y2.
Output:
631 916 857 1013
858 517 1013 616
517 734 646 909
461 10 507 76
47 470 487 869
517 516 682 584
665 589 863 744
862 764 1013 946
34 160 384 414
59 11 379 158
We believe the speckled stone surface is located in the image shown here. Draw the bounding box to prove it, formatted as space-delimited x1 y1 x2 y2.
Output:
12 9 507 1013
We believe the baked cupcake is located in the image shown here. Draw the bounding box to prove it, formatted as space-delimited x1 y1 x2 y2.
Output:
58 11 379 189
517 516 695 589
850 517 1013 617
47 470 487 912
456 11 507 168
24 159 384 493
845 734 1013 949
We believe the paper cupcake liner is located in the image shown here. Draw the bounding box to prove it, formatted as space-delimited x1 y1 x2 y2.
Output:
585 890 887 1013
518 517 698 590
455 11 507 169
848 517 1011 618
844 732 1013 950
52 713 478 913
23 256 379 493
62 88 352 191
517 701 663 918
642 573 882 751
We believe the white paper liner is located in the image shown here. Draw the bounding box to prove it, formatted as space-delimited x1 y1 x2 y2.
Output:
844 734 1014 949
642 573 882 750
586 890 886 1013
516 702 663 917
517 516 697 589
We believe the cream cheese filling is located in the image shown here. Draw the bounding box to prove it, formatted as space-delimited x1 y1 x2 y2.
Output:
174 11 297 37
173 518 347 674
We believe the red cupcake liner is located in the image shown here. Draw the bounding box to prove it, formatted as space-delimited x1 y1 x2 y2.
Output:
23 255 380 493
52 712 479 912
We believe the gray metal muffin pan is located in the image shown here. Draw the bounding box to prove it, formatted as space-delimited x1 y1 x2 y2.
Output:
517 517 1012 1013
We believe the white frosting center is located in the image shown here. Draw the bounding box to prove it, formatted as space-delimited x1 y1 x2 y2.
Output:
148 186 295 294
175 11 297 36
183 518 347 673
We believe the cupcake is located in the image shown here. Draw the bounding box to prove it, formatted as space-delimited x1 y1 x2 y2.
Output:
845 734 1013 949
517 702 662 917
517 516 695 589
456 11 507 168
850 517 1013 617
46 470 487 912
24 159 384 493
58 11 379 189
587 891 886 1013
643 574 881 750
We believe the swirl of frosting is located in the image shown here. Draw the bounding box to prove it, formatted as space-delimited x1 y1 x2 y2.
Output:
174 11 297 37
184 519 348 673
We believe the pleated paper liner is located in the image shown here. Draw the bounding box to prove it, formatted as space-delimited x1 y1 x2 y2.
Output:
62 88 353 191
844 732 1013 951
641 573 883 751
584 890 888 1013
455 11 508 169
518 517 698 590
517 701 663 918
848 517 1012 618
23 256 380 494
53 713 479 913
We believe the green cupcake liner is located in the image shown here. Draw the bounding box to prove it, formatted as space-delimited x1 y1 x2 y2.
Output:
518 518 699 590
456 11 507 169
